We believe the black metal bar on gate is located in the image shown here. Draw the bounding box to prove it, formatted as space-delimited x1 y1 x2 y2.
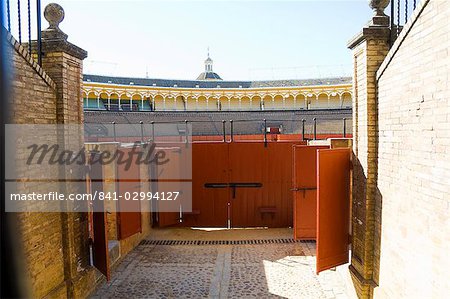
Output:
230 120 233 142
301 119 306 141
139 121 144 143
397 0 400 36
343 118 347 138
27 0 31 54
222 120 226 142
313 118 317 140
414 0 416 10
36 0 42 66
112 121 116 142
6 0 11 31
185 120 189 145
151 121 155 142
263 119 267 147
405 0 408 25
17 0 22 43
390 0 395 45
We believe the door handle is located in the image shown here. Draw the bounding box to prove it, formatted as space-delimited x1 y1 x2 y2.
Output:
291 187 316 191
204 183 228 188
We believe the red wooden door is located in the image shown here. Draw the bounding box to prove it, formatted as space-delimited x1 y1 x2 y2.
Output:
117 147 142 240
157 147 182 227
90 155 110 280
316 148 351 274
229 142 295 227
292 146 329 240
182 143 229 227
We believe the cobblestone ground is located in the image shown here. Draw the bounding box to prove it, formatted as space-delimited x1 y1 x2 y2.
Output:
91 231 350 299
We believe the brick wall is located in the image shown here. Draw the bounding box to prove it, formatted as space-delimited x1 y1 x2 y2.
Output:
374 0 450 298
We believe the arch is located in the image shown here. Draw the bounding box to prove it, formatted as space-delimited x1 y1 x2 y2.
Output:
239 95 252 110
294 94 306 110
262 94 274 110
341 92 352 108
315 93 329 109
197 95 208 111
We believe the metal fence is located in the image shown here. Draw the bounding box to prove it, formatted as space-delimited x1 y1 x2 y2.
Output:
390 0 419 45
84 117 351 145
3 0 42 65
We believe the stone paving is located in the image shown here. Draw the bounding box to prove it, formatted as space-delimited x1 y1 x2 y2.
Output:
91 229 350 299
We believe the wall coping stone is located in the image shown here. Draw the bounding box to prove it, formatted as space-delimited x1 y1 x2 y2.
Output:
376 0 432 80
5 31 56 89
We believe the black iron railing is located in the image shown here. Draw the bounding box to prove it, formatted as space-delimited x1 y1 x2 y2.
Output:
3 0 42 65
390 0 419 45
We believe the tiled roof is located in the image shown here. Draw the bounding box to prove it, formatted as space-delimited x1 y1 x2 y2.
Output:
83 74 352 89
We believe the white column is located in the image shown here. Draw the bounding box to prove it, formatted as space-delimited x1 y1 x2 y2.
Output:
327 94 331 108
206 98 209 110
97 95 100 109
108 95 111 110
118 95 121 110
163 96 166 111
228 98 231 111
283 96 286 109
294 95 297 109
239 98 242 110
339 94 343 108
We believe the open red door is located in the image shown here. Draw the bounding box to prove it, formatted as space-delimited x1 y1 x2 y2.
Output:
117 147 142 240
90 154 110 280
292 146 329 240
316 148 351 274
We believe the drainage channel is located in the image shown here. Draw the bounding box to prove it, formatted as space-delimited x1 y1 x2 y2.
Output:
139 239 316 246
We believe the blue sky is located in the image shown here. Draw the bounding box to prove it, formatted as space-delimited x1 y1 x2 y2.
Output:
28 1 374 80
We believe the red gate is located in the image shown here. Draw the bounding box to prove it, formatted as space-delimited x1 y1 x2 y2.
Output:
156 147 184 227
177 141 304 228
292 145 329 240
182 143 230 227
89 153 110 280
316 148 351 274
117 147 142 239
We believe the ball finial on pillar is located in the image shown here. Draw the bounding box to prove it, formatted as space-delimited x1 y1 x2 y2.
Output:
44 3 65 30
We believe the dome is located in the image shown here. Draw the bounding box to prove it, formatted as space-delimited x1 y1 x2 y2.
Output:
197 51 222 81
196 72 222 80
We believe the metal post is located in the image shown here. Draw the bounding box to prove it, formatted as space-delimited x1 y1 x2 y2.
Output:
151 121 155 142
313 118 317 140
139 121 144 144
185 120 189 146
6 0 11 31
17 0 22 43
405 0 408 24
397 0 400 36
230 120 233 142
27 0 31 54
263 119 267 147
343 118 347 138
222 120 226 143
112 121 116 142
36 0 42 66
301 119 306 141
390 0 395 45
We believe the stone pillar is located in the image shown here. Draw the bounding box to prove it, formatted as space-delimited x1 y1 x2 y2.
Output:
33 4 89 298
347 1 390 298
